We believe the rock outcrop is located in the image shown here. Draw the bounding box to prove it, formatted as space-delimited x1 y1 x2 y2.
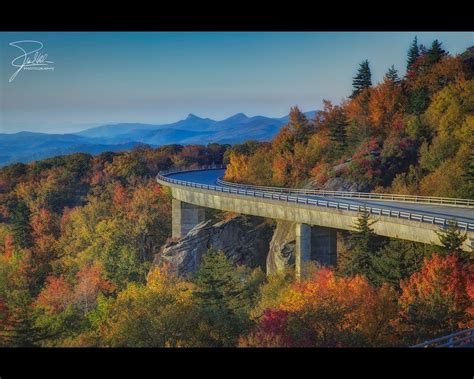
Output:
266 220 296 275
316 176 371 192
152 215 274 277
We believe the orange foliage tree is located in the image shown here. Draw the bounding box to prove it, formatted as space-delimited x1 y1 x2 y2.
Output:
368 78 405 135
241 268 399 347
397 254 474 344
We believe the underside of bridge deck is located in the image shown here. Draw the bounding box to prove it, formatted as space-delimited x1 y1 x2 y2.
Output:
295 224 337 280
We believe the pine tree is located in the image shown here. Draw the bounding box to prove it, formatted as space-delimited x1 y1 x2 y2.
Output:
407 86 430 115
193 249 244 313
338 209 385 279
370 240 429 289
435 220 467 255
192 249 254 346
9 200 33 249
426 39 447 65
328 108 348 155
351 60 372 98
407 36 420 71
384 65 400 83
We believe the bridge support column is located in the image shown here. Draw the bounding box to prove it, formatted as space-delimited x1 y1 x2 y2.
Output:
295 224 337 280
172 199 206 239
295 223 311 281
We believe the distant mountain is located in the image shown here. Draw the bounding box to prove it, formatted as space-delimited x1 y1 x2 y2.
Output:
76 113 218 139
0 132 138 167
0 110 318 166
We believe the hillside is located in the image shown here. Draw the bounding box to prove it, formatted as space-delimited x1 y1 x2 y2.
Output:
224 43 474 201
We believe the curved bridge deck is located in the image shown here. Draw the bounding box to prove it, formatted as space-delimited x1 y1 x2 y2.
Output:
157 167 474 253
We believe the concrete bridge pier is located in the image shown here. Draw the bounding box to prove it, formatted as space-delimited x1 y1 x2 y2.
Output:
295 223 337 280
172 199 206 239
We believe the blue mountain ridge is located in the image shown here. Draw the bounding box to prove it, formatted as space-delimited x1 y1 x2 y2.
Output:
0 111 317 166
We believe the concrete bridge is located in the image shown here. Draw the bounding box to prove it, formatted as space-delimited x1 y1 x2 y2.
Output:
157 166 474 279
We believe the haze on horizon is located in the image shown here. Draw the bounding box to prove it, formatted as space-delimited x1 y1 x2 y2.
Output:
0 31 473 134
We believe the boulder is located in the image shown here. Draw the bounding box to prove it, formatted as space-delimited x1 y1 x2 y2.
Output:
151 215 274 277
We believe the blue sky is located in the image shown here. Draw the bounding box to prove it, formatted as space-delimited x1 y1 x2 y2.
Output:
0 32 472 134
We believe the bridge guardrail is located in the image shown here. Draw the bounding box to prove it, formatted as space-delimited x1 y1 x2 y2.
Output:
216 178 474 208
156 167 474 233
411 327 474 348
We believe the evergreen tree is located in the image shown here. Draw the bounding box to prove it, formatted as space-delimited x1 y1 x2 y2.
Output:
384 65 400 83
370 240 431 289
351 60 372 98
419 44 427 55
426 39 447 65
435 220 468 256
9 199 33 249
407 86 430 115
192 249 257 346
338 209 386 279
407 36 420 71
328 108 348 155
193 249 243 311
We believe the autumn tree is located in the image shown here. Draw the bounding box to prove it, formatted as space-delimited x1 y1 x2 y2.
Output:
368 77 405 134
242 268 399 347
398 254 474 344
73 261 114 313
97 267 198 347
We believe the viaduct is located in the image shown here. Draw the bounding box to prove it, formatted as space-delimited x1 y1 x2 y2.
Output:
157 166 474 279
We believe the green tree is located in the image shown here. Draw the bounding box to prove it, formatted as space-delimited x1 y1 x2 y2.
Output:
407 36 420 71
9 200 33 249
328 107 348 156
338 210 386 280
370 239 431 289
426 39 447 65
192 249 262 346
351 60 372 98
384 65 400 83
407 86 430 115
194 249 245 312
0 252 49 347
435 220 468 258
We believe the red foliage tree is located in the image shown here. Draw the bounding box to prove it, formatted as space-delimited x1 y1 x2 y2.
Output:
398 254 474 343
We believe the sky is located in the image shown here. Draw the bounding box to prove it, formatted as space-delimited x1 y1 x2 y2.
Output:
0 32 473 134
